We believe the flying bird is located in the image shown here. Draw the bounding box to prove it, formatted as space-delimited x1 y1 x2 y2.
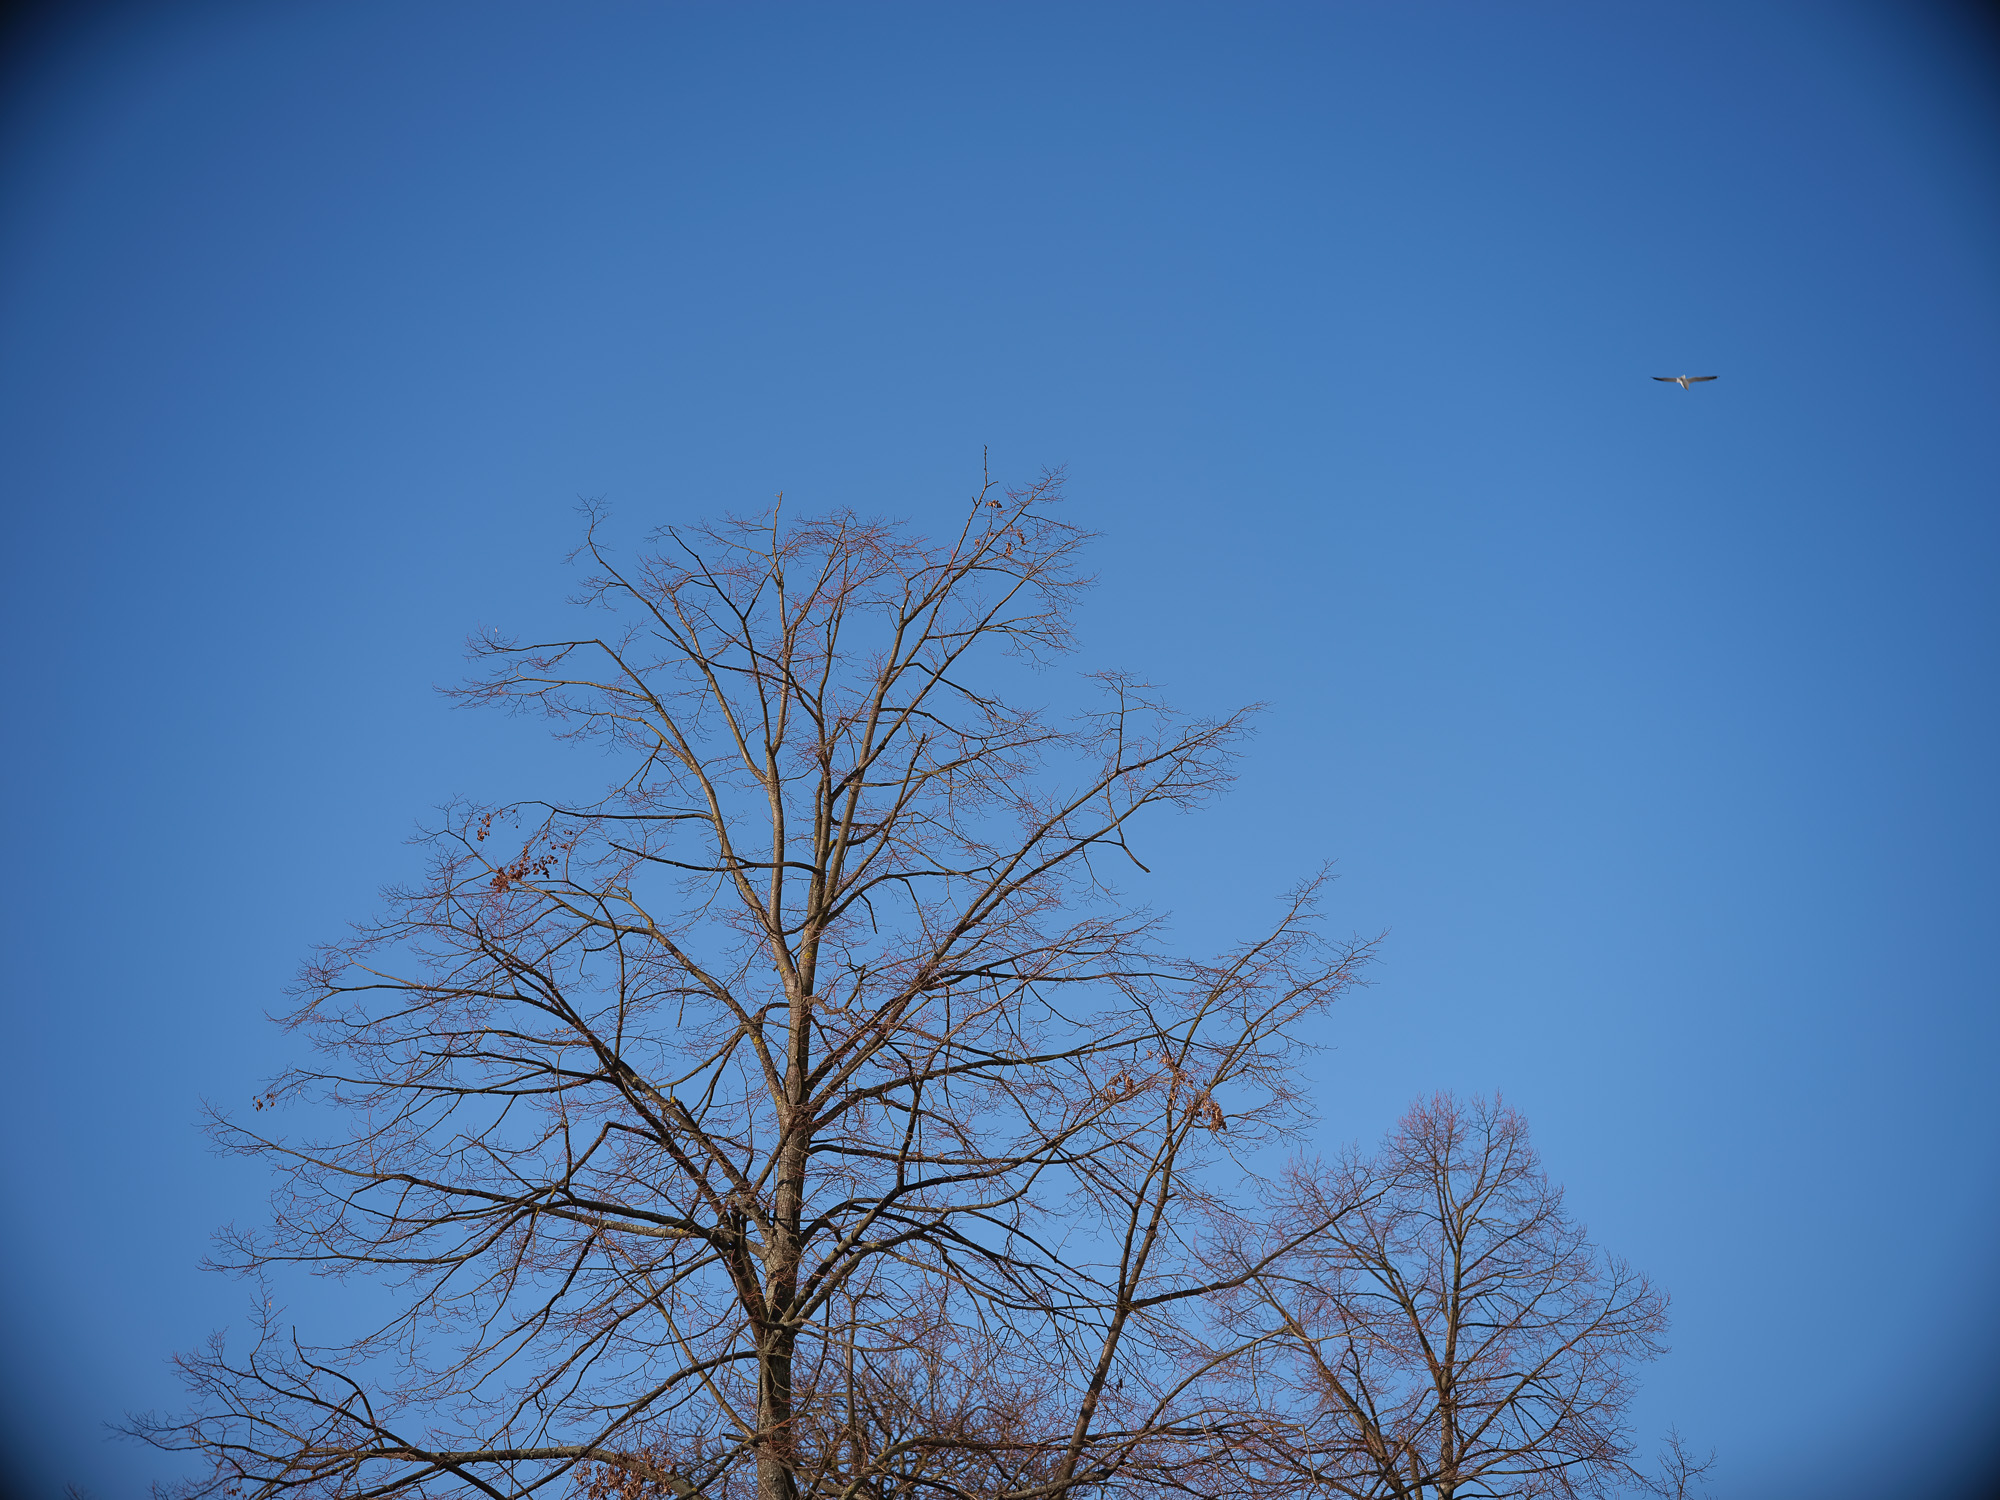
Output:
1653 375 1718 390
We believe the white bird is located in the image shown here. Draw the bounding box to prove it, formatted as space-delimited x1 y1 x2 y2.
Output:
1653 375 1718 390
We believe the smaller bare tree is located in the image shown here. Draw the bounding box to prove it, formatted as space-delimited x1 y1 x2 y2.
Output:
1637 1431 1715 1500
1217 1093 1673 1500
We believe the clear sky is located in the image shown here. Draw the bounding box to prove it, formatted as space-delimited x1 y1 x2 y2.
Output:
2 3 1996 1497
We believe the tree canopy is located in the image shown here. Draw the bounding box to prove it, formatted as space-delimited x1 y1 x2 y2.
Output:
142 474 1687 1500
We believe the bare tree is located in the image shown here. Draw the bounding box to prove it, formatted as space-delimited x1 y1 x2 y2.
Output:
1636 1431 1715 1500
137 471 1377 1500
1214 1094 1673 1500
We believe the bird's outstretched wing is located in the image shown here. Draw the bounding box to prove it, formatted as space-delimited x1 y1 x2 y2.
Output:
1652 376 1678 382
1687 375 1718 382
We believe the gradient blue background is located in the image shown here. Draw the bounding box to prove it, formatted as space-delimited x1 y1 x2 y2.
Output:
3 3 1997 1497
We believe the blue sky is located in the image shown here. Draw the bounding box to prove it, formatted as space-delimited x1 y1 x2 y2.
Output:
2 3 1996 1496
